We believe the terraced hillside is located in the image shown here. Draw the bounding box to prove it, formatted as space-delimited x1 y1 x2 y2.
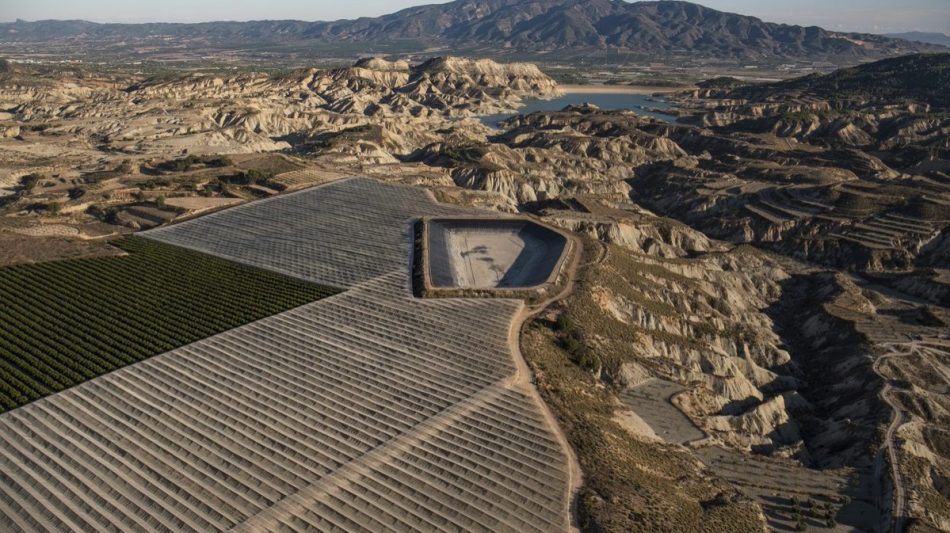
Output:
0 237 336 412
0 178 572 531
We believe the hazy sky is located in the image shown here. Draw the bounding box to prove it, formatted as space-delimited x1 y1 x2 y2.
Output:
2 0 948 34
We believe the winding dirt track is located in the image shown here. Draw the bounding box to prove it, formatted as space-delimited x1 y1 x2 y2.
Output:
876 344 910 533
508 232 586 532
877 339 950 533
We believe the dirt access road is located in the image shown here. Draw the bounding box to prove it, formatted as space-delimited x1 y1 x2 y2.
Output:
875 339 950 533
875 345 908 533
506 232 585 532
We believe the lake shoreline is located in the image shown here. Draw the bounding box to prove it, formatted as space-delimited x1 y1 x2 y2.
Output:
560 84 689 95
480 92 679 128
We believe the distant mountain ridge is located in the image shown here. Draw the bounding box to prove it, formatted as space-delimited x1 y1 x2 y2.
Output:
885 32 950 48
0 0 943 61
723 53 950 110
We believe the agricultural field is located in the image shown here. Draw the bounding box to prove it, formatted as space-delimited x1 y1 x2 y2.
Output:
696 447 877 532
618 379 705 445
0 179 572 531
270 168 348 191
0 237 337 411
144 178 481 288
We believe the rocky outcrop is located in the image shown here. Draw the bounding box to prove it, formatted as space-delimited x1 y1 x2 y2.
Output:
549 217 719 258
556 222 805 452
0 56 560 157
409 57 560 99
406 107 688 206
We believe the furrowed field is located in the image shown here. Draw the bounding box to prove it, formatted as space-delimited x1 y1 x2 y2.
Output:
0 237 338 411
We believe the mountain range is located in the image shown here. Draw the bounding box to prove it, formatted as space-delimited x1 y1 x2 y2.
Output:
885 32 950 48
718 53 950 109
0 0 943 62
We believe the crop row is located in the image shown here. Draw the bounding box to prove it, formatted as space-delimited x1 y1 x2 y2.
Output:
0 237 337 411
143 178 483 288
0 270 567 532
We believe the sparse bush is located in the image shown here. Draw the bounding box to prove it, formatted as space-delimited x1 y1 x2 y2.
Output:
139 178 172 190
24 202 59 213
81 160 135 184
896 253 913 270
576 350 596 371
157 154 233 173
219 169 285 191
563 335 582 355
115 159 133 174
18 173 43 192
86 204 120 224
555 313 574 333
219 172 252 186
560 332 597 371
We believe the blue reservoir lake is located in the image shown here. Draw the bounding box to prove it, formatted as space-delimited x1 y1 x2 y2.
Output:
479 91 678 128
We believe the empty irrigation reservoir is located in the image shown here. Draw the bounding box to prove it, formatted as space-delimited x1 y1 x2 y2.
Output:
427 219 568 290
